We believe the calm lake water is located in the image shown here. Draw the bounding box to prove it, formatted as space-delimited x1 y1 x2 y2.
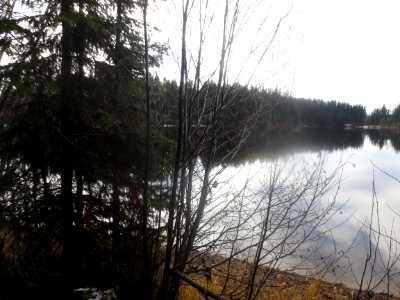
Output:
212 128 400 293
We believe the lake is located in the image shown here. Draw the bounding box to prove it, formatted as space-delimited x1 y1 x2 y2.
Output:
202 128 400 294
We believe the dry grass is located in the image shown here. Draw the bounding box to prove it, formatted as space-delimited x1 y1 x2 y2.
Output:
178 276 351 300
177 254 400 300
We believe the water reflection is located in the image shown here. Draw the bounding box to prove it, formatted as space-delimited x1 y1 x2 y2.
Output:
368 129 400 152
234 128 400 163
220 128 400 293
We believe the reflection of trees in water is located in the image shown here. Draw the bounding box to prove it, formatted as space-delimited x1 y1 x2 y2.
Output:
224 128 400 165
367 129 400 152
265 128 365 153
390 134 400 152
230 128 365 164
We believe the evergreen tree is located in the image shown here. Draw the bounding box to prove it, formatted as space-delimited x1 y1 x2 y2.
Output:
0 0 166 298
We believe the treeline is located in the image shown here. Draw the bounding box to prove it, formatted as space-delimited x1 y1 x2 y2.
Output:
253 97 366 133
290 98 366 127
367 104 400 126
158 80 367 133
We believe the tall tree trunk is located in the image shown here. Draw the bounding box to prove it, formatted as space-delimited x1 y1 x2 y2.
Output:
111 0 122 273
157 2 190 299
142 0 152 298
60 0 74 296
74 0 85 285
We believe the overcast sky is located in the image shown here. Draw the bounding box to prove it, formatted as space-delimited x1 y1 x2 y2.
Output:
291 0 400 113
154 0 400 113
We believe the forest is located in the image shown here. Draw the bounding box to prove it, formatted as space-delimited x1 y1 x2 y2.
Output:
366 104 400 126
0 1 393 300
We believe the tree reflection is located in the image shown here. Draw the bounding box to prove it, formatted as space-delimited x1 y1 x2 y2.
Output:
367 129 400 152
228 128 400 164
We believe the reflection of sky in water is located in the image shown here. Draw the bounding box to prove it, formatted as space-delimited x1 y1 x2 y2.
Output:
333 135 400 228
308 135 400 291
218 130 400 292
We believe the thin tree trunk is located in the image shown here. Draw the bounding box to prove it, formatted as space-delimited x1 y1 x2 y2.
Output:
169 158 212 300
157 2 190 299
142 0 152 298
